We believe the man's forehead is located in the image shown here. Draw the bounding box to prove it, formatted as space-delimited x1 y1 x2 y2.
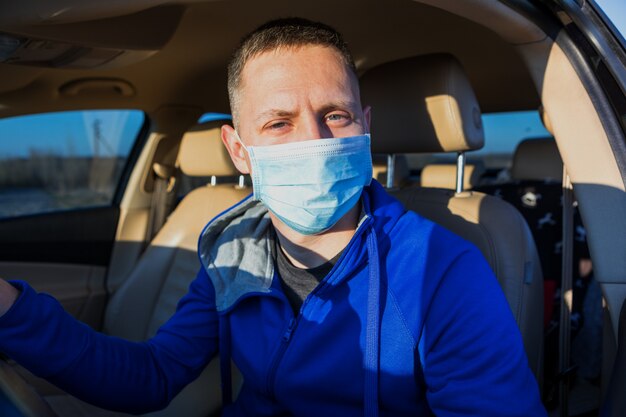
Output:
244 46 350 81
238 45 360 112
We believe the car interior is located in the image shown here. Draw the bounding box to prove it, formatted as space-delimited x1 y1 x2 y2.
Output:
0 1 625 416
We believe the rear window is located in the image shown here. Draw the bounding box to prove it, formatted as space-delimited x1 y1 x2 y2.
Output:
0 110 145 219
406 110 552 180
473 110 552 168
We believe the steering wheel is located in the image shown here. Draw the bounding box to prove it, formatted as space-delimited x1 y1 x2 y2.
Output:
0 360 59 417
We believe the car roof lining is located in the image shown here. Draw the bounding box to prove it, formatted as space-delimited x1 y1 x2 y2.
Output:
0 0 547 121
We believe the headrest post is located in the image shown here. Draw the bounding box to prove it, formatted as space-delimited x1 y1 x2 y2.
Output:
386 154 396 189
455 152 466 194
210 175 217 187
238 175 245 189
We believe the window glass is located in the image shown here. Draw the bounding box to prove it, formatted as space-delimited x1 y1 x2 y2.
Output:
405 110 552 183
198 112 232 124
0 110 145 219
473 110 552 165
592 0 626 49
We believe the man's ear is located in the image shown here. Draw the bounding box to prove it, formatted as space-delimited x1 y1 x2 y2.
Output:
221 124 251 174
363 105 372 133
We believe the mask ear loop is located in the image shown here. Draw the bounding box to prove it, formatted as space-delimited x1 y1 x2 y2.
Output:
233 130 250 172
234 131 258 198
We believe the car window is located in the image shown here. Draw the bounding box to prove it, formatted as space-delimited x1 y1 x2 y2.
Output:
591 0 626 50
473 110 552 166
406 110 552 182
198 112 232 124
0 110 145 219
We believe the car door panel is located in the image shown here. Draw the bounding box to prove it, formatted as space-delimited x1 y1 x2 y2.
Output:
0 207 120 329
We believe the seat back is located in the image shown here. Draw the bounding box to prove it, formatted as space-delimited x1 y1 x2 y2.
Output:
475 138 566 320
511 138 563 182
361 54 544 382
104 120 249 416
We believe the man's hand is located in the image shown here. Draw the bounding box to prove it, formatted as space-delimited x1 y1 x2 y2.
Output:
0 279 19 317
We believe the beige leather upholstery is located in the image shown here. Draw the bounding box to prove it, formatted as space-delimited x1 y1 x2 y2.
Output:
391 188 544 378
372 154 412 187
41 122 249 417
511 138 562 182
178 123 240 177
420 163 483 190
361 53 544 383
361 53 484 154
103 188 247 417
104 122 248 416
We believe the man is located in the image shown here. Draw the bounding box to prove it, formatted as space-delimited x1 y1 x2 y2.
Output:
0 18 546 416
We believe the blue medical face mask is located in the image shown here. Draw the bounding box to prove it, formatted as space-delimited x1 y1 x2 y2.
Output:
236 133 373 235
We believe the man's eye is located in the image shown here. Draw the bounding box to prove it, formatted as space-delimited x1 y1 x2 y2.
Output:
327 113 347 121
267 122 288 130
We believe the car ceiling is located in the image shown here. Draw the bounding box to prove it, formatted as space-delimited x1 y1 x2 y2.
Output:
0 0 542 119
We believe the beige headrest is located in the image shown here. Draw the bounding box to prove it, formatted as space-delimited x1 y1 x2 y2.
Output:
420 164 484 190
360 53 484 154
178 121 240 177
511 138 562 181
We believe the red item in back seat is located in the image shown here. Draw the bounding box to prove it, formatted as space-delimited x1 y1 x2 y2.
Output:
544 280 557 328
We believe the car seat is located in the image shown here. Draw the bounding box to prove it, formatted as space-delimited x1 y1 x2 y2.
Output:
35 120 249 417
360 53 545 384
371 153 412 188
476 138 564 320
420 163 484 190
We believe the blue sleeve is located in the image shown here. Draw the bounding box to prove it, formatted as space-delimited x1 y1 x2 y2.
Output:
418 247 547 417
0 267 218 414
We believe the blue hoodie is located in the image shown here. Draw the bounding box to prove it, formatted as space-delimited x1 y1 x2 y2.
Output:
0 181 546 416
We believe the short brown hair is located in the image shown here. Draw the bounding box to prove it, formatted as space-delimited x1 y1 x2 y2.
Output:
227 18 357 125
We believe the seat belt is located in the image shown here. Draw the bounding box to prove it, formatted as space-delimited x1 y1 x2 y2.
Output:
144 162 178 245
559 167 575 417
600 299 626 417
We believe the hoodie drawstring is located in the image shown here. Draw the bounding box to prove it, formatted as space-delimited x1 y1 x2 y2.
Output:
218 227 382 415
219 314 233 406
364 227 381 417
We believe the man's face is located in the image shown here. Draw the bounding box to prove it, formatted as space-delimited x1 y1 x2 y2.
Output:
222 45 370 174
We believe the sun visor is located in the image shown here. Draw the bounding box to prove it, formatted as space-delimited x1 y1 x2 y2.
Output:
0 32 157 69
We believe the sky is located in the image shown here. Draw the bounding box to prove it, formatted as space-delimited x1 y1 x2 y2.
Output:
594 0 626 45
0 110 143 158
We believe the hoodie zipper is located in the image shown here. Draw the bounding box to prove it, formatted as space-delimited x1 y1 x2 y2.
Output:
265 316 296 398
264 285 319 399
264 215 374 399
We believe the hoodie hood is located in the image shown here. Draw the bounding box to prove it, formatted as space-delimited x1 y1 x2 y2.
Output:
198 195 275 312
197 180 405 313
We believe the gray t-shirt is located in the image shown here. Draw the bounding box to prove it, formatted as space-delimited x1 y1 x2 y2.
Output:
272 227 342 314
